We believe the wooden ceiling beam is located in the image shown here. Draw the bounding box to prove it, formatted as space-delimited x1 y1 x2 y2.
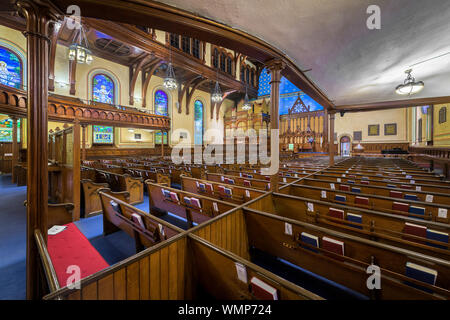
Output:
186 78 209 115
49 18 67 91
335 96 450 113
214 89 236 120
141 58 163 108
129 53 151 105
177 75 202 114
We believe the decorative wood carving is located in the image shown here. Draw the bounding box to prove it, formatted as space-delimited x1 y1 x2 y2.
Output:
186 77 208 115
0 84 171 130
141 58 163 108
129 53 151 105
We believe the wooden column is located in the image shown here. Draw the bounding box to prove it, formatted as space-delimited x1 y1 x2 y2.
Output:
17 0 57 300
161 130 164 157
81 124 87 161
11 117 19 182
266 59 285 192
329 111 335 166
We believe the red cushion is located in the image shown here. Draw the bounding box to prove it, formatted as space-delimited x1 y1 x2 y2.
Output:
47 223 109 287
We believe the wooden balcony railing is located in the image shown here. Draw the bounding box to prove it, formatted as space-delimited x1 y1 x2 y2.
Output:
0 84 170 130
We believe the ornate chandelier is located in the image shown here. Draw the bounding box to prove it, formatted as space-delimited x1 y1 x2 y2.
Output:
163 45 177 90
163 63 177 90
211 81 223 103
242 86 251 110
68 23 93 64
395 69 424 95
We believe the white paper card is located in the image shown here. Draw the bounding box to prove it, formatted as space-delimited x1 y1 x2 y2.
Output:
438 208 448 219
245 190 250 198
346 170 349 173
337 178 341 183
213 202 218 212
295 174 298 178
425 194 434 203
235 262 247 283
239 173 242 177
330 183 335 190
283 177 287 183
342 174 346 177
307 202 314 212
410 180 415 184
321 190 327 198
48 225 67 235
416 186 422 191
221 176 224 182
285 222 293 235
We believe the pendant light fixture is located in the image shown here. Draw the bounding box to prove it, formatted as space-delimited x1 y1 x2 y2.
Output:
242 85 251 110
211 68 223 103
68 23 93 64
163 45 177 90
395 69 424 95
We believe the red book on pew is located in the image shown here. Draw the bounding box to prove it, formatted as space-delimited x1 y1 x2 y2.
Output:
131 213 145 229
322 236 345 261
169 192 179 202
328 208 344 220
403 222 427 244
393 201 409 212
250 277 278 300
389 190 403 199
265 176 271 181
339 185 350 191
243 180 252 187
355 196 369 206
360 180 369 185
401 184 414 190
205 183 214 193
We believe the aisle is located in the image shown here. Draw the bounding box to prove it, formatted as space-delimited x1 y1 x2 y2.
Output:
0 174 27 300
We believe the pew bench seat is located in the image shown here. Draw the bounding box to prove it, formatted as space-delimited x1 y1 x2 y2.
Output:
47 222 109 287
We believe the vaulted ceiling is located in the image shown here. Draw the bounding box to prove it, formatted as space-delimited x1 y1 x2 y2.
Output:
156 0 450 106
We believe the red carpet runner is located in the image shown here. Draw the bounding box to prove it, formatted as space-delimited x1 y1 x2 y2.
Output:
47 223 109 287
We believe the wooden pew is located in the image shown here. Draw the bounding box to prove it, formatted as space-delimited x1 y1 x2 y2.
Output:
146 181 236 227
99 190 182 253
181 175 266 205
282 183 450 223
298 177 450 206
246 192 450 259
94 168 144 204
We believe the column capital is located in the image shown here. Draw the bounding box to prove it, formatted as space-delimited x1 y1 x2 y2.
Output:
16 0 61 36
265 59 286 72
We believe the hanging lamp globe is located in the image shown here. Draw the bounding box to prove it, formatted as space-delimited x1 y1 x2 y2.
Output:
163 63 177 90
211 81 223 103
395 69 424 95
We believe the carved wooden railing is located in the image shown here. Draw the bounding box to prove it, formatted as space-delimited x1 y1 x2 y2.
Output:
0 84 170 130
409 146 450 159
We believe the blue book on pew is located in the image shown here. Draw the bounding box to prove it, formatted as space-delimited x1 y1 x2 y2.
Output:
409 205 425 216
404 194 419 201
347 180 355 184
300 232 319 253
346 213 363 229
335 194 346 202
198 183 206 192
426 229 449 249
351 187 361 193
405 262 437 293
183 197 191 205
387 184 397 188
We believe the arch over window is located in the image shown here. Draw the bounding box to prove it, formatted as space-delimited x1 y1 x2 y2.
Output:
154 90 169 116
194 100 204 145
92 73 115 104
0 46 22 89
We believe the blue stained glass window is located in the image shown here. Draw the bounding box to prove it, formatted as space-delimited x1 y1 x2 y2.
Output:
258 67 323 115
92 74 115 104
0 47 22 89
93 125 113 144
154 90 168 116
194 100 203 145
155 131 168 144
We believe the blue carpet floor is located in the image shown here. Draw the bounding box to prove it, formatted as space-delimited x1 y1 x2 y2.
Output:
0 174 27 300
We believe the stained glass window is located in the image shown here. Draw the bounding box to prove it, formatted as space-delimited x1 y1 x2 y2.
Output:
154 90 169 116
0 47 22 89
257 67 324 115
92 74 114 104
0 117 20 142
194 100 203 145
155 131 168 144
93 125 113 144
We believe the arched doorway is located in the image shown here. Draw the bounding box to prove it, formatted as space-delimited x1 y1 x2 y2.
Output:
340 136 351 156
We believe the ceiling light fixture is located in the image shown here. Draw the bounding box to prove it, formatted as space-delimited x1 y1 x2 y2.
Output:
163 45 177 90
395 69 424 96
242 85 251 110
68 23 93 65
211 69 223 103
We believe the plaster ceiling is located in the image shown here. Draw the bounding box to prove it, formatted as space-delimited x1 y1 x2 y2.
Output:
156 0 450 106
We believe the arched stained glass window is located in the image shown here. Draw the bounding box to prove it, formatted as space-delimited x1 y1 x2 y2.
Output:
154 90 169 116
92 74 115 104
0 46 22 89
194 100 203 145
